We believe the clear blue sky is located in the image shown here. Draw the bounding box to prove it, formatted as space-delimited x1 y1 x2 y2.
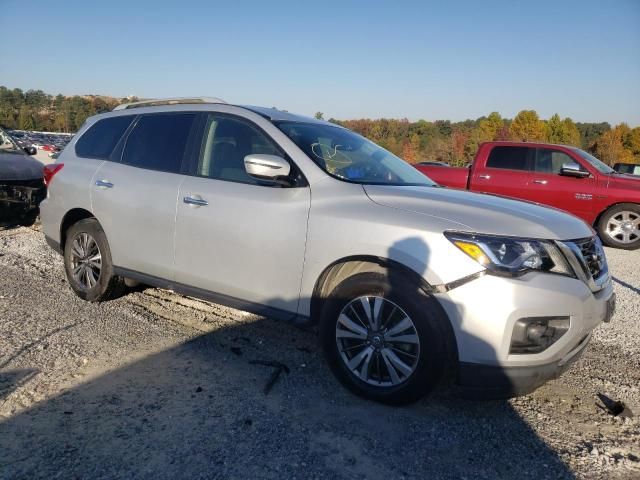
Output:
1 0 638 125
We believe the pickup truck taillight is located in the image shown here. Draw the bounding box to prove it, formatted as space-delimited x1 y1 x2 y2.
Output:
43 164 64 186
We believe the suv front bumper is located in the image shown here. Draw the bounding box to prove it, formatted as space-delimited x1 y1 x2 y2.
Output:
434 270 614 398
457 330 592 398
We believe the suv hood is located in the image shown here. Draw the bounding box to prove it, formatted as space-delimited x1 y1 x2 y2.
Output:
0 152 43 181
364 185 593 240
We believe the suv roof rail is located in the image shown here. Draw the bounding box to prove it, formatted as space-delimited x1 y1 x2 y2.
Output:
113 97 227 111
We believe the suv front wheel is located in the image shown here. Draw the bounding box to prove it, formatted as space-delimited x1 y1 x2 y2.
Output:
63 218 125 301
320 271 452 405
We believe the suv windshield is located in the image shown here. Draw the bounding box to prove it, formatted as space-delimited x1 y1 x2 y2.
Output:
0 127 23 154
276 122 436 186
569 147 615 174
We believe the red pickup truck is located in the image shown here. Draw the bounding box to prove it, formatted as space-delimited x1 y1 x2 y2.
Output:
416 141 640 249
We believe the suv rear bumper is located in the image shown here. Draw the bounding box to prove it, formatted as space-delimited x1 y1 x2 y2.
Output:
457 332 591 399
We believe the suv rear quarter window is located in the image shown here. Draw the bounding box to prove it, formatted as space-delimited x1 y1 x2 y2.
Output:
122 113 196 174
75 115 134 159
486 146 532 171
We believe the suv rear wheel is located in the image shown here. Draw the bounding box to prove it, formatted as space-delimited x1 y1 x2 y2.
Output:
320 271 453 405
598 203 640 250
63 218 125 301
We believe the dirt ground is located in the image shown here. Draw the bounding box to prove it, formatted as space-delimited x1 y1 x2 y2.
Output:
0 226 639 479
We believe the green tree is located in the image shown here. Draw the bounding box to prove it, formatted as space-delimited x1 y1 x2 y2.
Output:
510 110 545 141
18 105 35 130
545 114 581 146
314 112 324 120
626 127 640 158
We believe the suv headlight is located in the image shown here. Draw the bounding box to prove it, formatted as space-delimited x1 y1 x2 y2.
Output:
445 232 574 278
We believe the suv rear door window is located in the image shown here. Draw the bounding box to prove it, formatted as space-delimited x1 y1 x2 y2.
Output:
122 113 196 173
534 149 574 174
486 146 532 171
75 115 134 159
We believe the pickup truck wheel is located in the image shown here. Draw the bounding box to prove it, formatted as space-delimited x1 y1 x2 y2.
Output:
320 272 451 405
63 218 125 301
598 204 640 250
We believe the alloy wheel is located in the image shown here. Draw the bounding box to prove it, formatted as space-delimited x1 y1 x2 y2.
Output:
335 296 421 387
70 232 102 289
605 210 640 245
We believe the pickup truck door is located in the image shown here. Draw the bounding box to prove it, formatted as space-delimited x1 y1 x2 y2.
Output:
470 146 533 200
527 148 596 223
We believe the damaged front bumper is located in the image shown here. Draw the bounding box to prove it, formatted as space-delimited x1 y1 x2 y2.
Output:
0 178 46 223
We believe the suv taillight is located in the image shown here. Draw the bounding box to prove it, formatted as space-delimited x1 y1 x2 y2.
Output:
43 163 64 186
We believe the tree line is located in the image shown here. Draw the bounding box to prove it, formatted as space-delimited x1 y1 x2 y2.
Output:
0 86 136 133
320 110 640 167
1 86 637 167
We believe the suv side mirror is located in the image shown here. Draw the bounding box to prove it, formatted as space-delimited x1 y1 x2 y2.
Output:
24 146 37 155
244 154 291 180
560 162 590 178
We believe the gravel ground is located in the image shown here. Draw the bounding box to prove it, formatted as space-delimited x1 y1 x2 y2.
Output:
0 226 638 479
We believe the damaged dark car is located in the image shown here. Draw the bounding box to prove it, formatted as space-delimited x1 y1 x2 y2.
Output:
0 126 46 226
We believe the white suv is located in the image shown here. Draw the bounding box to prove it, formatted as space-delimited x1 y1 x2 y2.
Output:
40 98 615 404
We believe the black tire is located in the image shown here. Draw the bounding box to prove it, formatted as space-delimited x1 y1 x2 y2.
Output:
319 271 454 405
63 218 125 302
597 203 640 250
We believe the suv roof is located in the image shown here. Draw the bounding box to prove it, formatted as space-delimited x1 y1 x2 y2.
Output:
111 98 334 127
113 97 227 110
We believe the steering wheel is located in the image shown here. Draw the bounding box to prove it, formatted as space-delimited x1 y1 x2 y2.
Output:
336 161 399 183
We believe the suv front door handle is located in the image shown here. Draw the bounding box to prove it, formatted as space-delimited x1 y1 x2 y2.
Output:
478 174 491 180
95 180 114 188
532 179 548 185
183 196 208 207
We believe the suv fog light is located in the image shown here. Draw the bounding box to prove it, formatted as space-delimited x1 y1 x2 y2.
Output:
509 316 570 354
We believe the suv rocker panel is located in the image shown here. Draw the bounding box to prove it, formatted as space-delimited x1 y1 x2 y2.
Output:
113 266 310 325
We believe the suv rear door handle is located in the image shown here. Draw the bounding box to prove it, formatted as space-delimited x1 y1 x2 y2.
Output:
183 196 208 207
478 174 491 180
532 179 548 185
95 180 114 188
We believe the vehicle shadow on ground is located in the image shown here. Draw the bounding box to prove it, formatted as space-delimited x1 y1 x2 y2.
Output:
0 319 573 479
613 276 640 295
0 237 575 479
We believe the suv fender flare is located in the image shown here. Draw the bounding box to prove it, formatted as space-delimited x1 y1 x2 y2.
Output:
59 208 98 251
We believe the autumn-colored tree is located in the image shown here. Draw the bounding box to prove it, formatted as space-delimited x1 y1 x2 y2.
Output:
478 112 504 142
510 110 546 141
594 124 635 165
450 130 470 166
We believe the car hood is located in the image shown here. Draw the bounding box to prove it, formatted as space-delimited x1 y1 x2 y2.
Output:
363 185 593 240
0 152 43 181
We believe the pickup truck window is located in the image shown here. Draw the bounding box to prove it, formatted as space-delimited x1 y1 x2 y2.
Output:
569 147 615 174
486 146 532 171
534 149 574 174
